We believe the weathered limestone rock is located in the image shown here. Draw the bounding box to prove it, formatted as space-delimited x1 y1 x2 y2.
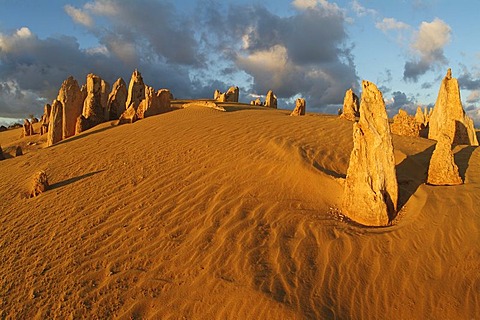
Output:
391 109 421 137
265 90 277 108
429 69 479 146
414 106 426 126
30 170 49 198
427 134 463 185
100 79 110 115
57 76 84 139
251 98 262 106
22 119 34 137
136 87 172 119
215 86 239 102
125 69 145 111
0 145 4 160
75 115 91 134
340 89 360 121
342 80 398 226
290 98 306 116
82 74 104 123
47 100 63 146
107 78 127 120
182 101 226 112
118 106 138 124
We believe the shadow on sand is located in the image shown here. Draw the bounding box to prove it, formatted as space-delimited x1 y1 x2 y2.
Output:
49 170 106 190
53 124 117 146
395 144 435 210
454 146 477 181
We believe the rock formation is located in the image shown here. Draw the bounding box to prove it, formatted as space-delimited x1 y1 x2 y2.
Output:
428 69 479 146
182 101 226 112
75 115 91 134
215 86 239 102
106 78 127 120
342 80 398 226
391 109 421 137
30 170 49 198
118 106 138 124
265 90 277 108
290 98 306 116
57 76 84 139
340 89 360 121
137 87 171 119
82 74 104 123
427 133 463 185
15 146 22 157
100 79 110 116
251 98 262 106
125 69 145 111
22 119 34 137
0 145 4 160
414 106 426 126
47 100 63 146
40 103 52 135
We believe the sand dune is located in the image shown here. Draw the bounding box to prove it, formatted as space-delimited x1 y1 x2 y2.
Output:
0 105 479 319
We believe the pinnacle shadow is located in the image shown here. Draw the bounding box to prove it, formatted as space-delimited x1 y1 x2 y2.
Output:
49 169 106 190
454 146 476 181
396 144 435 210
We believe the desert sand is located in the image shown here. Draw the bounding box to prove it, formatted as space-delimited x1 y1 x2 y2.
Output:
0 104 479 319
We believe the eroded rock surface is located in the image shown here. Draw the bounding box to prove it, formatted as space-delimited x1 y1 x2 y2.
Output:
265 90 277 109
57 76 84 139
391 109 421 137
342 80 398 226
427 134 463 185
30 170 49 198
107 78 127 120
290 98 306 116
22 119 34 137
126 69 145 111
47 100 63 146
429 69 478 146
340 89 359 121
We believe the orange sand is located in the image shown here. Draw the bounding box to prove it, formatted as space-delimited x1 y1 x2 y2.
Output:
0 104 479 319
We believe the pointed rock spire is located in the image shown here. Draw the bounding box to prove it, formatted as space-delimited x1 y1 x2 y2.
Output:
342 80 398 226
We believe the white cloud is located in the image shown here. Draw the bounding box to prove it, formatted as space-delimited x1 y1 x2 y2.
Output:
64 5 94 28
412 18 451 57
376 18 410 32
467 90 480 103
292 0 343 15
351 0 377 17
404 18 452 81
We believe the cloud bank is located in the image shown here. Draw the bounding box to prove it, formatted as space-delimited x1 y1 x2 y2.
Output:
0 0 358 118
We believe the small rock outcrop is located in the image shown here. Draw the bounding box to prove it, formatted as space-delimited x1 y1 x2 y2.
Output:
251 98 262 106
118 106 138 124
290 98 306 116
182 101 226 112
40 103 52 135
342 80 398 226
265 90 277 108
429 69 479 146
391 109 421 137
137 87 171 119
22 119 34 137
340 89 360 121
30 170 49 198
0 145 4 160
82 74 105 124
427 134 463 185
107 78 127 120
47 100 63 146
215 86 239 102
125 69 145 111
57 76 84 139
414 106 427 126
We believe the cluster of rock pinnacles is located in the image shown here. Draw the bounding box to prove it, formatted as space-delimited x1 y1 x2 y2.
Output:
340 69 478 226
26 69 306 150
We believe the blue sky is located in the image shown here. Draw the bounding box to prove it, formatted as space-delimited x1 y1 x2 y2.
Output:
1 0 480 125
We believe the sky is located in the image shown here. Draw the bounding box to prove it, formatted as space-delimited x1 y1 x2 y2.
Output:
1 0 480 126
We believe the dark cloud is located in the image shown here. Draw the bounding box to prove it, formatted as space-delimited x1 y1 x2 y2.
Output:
386 91 417 116
457 72 480 91
421 81 433 89
0 0 358 118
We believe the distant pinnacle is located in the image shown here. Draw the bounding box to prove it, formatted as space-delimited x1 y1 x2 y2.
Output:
446 68 452 80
